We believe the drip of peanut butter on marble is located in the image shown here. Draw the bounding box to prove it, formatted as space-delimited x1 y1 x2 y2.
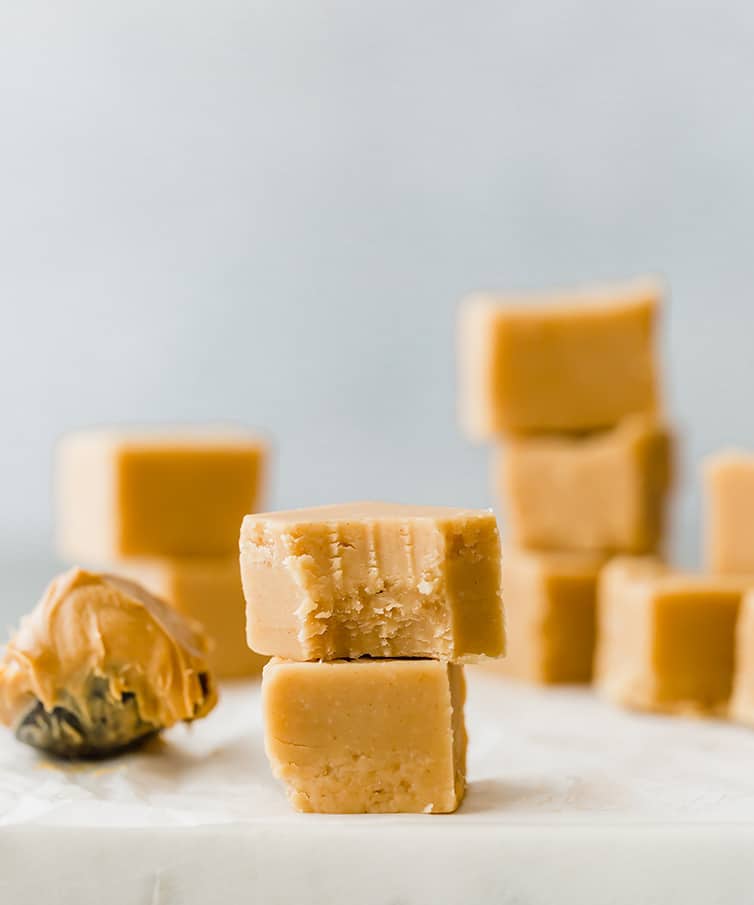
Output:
0 567 217 757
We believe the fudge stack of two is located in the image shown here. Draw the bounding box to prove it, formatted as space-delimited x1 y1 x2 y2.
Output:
239 502 505 813
459 278 675 684
56 427 269 679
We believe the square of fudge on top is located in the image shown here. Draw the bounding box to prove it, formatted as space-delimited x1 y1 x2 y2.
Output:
239 501 504 662
458 276 661 439
57 427 268 559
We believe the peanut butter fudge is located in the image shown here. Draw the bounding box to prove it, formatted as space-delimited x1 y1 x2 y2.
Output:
57 427 267 559
595 558 748 716
488 548 604 684
497 416 674 554
262 658 466 813
113 557 267 678
730 591 754 726
240 502 504 661
0 568 216 758
458 277 661 438
704 452 754 574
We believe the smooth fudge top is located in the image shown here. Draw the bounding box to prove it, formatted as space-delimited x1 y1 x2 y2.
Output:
241 501 492 530
59 425 268 450
462 275 661 318
240 501 504 662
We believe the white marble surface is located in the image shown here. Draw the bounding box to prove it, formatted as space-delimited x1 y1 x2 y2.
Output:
2 672 754 904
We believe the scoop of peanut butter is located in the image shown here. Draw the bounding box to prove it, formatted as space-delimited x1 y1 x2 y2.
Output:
0 567 217 758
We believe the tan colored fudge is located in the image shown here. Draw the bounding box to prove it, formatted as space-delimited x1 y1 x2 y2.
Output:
56 427 267 559
496 416 674 554
489 548 604 684
112 557 267 679
240 502 504 662
595 558 749 716
262 658 467 814
730 591 754 726
458 277 661 438
704 452 754 574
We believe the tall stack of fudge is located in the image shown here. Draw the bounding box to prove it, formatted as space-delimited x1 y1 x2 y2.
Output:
239 502 504 813
56 427 268 678
459 278 675 684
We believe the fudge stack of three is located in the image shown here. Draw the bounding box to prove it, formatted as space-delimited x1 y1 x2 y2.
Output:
459 278 675 685
239 502 505 813
459 278 754 721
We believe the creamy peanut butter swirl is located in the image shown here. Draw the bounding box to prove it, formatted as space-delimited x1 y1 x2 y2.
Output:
0 567 217 756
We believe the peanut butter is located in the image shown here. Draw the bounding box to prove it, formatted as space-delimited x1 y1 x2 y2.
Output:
0 568 217 756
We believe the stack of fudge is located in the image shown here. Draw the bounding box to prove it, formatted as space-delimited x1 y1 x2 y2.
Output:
238 502 505 813
459 278 675 684
56 427 268 679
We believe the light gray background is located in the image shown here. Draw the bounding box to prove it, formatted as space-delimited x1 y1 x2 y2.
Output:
1 1 753 622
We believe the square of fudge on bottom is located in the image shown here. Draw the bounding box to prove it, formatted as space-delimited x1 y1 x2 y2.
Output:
729 592 754 725
487 547 604 684
262 658 467 814
495 415 673 556
595 557 749 716
704 451 754 574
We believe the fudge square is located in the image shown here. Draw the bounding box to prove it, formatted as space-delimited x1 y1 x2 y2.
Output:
488 548 604 684
595 558 748 716
496 416 674 554
57 427 267 559
240 502 504 661
704 451 754 574
262 658 467 814
458 276 661 438
113 557 267 679
730 591 754 725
